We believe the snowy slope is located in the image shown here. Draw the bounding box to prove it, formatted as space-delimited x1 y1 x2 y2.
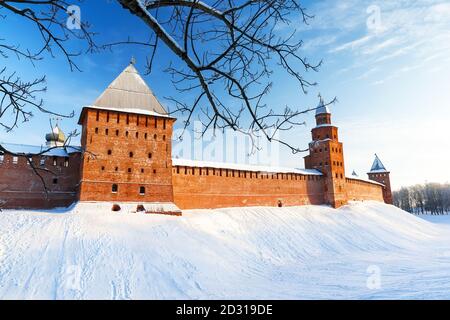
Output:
1 201 450 300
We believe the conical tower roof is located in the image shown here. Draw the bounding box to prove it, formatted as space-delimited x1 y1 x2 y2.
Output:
369 154 388 173
91 61 168 115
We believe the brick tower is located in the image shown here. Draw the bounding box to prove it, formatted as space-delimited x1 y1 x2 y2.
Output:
368 154 393 204
78 60 177 204
304 99 347 208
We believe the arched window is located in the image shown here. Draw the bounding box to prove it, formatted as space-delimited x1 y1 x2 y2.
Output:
129 152 134 158
139 186 145 195
112 184 118 193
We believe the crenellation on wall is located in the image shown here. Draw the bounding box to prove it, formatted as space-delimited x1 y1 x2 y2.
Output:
0 150 81 209
0 63 393 211
172 164 324 209
78 107 175 203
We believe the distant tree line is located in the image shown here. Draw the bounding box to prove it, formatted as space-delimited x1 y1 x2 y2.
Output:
393 183 450 215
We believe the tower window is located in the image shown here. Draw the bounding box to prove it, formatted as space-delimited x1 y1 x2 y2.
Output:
112 184 118 193
136 132 139 138
101 166 105 171
148 153 152 159
163 119 166 129
128 168 132 173
106 112 110 122
64 158 69 167
117 114 120 123
141 168 144 173
107 150 112 155
115 167 119 171
126 114 130 125
145 133 148 140
96 111 99 121
163 135 166 141
0 152 4 163
105 129 109 135
40 158 45 166
115 130 119 136
154 118 158 128
53 156 57 166
139 186 146 195
129 152 134 158
53 178 58 184
153 169 156 174
95 128 99 134
154 134 157 140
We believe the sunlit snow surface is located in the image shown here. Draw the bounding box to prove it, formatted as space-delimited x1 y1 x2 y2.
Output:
1 201 450 300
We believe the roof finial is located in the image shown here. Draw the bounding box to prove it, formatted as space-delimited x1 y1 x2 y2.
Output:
51 116 62 127
130 56 136 65
318 93 324 106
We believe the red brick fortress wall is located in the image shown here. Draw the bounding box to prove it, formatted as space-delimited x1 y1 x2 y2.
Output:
345 178 384 202
0 152 81 209
78 108 175 203
172 166 324 210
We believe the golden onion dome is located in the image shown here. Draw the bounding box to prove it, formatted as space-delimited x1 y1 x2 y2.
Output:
45 125 66 146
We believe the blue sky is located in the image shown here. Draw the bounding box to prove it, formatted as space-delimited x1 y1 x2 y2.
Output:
1 0 449 190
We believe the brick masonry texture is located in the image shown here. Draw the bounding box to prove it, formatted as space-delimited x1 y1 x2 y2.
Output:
0 152 81 209
0 106 390 210
0 67 392 211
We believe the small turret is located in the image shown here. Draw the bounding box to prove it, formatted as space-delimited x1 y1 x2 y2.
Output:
315 96 332 126
368 154 393 204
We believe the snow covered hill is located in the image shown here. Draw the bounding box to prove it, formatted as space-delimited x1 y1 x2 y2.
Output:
1 201 450 300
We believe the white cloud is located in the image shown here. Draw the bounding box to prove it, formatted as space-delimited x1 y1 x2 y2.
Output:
307 0 450 81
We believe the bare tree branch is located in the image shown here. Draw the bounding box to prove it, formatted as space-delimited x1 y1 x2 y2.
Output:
118 0 333 154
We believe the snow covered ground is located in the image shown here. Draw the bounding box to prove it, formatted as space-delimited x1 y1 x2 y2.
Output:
1 201 450 300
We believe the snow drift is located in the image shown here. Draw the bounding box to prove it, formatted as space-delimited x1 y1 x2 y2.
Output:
1 201 450 299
